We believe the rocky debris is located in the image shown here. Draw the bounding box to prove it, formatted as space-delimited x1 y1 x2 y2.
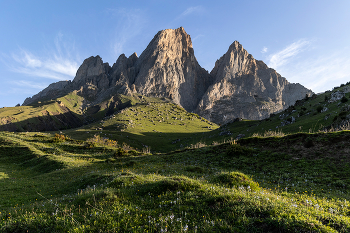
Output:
281 116 296 126
172 138 181 144
195 41 313 124
236 134 245 140
321 107 328 113
328 91 345 103
219 130 232 136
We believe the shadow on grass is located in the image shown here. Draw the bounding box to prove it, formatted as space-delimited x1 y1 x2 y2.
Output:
0 145 65 174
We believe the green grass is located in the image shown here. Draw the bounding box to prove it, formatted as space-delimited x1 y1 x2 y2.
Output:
2 131 350 232
64 100 219 152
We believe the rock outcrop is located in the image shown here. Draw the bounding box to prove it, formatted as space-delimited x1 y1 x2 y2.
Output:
133 27 212 112
22 27 313 124
195 41 313 123
23 80 71 105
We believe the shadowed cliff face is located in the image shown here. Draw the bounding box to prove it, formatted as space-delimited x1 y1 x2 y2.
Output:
22 27 313 125
195 41 313 123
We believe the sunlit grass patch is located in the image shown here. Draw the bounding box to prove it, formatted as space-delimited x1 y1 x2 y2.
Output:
2 131 350 232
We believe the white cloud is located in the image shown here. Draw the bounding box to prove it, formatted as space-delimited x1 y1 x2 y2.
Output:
107 8 146 58
192 34 205 41
179 6 205 18
276 51 350 93
261 46 268 53
4 34 79 81
9 80 47 89
268 39 311 69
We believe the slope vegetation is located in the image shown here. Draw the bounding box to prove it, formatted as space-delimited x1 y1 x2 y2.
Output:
1 131 350 232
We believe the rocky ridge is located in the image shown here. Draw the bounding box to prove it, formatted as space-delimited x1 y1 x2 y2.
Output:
196 41 313 123
23 27 313 124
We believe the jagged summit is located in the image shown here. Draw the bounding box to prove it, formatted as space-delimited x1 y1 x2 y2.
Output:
22 27 312 124
196 41 313 123
133 27 212 111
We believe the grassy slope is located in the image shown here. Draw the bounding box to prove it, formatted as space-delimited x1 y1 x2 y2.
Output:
1 131 350 232
64 98 219 152
2 84 350 153
0 92 84 131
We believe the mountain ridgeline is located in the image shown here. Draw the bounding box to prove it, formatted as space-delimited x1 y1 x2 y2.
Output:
23 27 312 124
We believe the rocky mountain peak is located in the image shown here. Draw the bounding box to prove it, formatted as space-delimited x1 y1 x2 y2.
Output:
133 27 211 112
196 41 313 123
73 55 109 84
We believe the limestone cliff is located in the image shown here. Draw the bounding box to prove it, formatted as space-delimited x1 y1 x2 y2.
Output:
195 41 313 123
133 27 212 112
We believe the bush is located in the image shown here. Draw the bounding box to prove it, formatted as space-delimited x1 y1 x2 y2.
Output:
316 106 323 113
114 147 127 157
52 134 67 143
341 96 348 103
85 141 96 148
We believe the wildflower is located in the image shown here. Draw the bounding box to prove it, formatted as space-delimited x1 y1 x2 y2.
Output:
183 224 188 231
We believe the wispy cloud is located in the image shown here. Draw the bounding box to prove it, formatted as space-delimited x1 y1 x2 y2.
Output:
9 80 47 90
278 52 350 93
261 46 268 53
265 39 350 93
107 8 146 58
192 34 205 42
180 6 205 18
268 39 311 69
4 34 79 81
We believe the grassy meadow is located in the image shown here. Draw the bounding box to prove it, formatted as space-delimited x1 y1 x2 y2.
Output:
1 130 350 232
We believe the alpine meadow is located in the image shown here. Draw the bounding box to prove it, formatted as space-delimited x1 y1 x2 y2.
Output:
2 26 350 232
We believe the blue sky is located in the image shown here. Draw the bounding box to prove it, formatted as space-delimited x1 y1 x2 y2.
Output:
1 0 350 107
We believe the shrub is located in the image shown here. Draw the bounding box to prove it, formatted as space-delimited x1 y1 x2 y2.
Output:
114 147 127 157
85 141 97 148
341 96 348 103
316 106 323 113
52 134 67 143
87 135 118 147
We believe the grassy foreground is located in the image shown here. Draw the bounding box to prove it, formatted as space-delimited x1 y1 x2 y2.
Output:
1 131 350 232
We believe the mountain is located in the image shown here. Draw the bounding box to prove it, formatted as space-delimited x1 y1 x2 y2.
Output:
133 27 212 112
195 41 313 123
21 27 312 125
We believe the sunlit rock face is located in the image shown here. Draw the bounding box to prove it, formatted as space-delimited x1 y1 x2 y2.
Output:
195 41 313 123
133 27 212 112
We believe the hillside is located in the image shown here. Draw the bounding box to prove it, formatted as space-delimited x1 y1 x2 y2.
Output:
1 130 350 232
